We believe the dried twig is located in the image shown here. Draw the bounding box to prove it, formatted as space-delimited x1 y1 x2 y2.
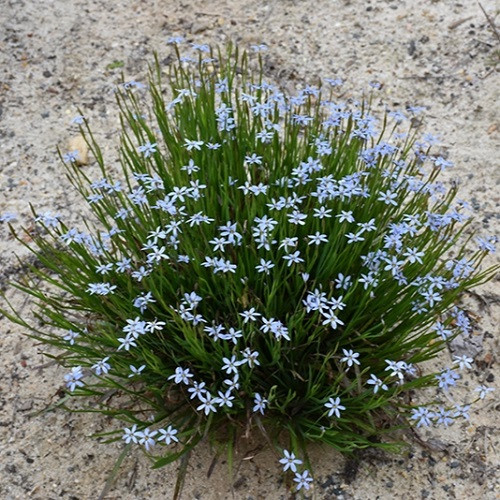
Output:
448 16 473 30
478 2 500 44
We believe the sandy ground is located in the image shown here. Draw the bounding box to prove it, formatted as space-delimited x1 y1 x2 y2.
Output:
0 0 499 498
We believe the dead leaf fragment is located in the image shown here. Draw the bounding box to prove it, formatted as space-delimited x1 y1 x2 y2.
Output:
487 123 497 134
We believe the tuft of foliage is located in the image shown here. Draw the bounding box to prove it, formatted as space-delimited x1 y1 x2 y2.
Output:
1 43 497 493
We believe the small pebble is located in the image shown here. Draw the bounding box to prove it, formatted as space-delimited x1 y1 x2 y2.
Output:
5 464 17 473
67 135 89 165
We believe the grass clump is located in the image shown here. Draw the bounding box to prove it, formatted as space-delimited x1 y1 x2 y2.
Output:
1 42 497 494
